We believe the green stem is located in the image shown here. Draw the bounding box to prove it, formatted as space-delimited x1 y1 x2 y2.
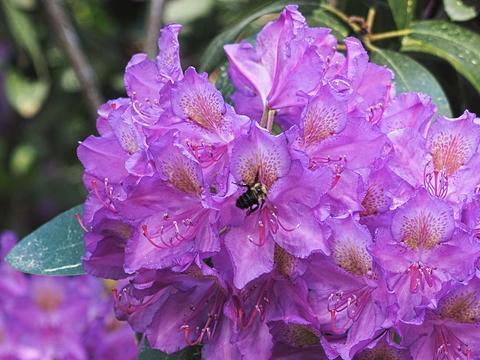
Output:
320 4 362 33
366 7 376 33
367 29 412 42
266 110 277 133
260 105 270 128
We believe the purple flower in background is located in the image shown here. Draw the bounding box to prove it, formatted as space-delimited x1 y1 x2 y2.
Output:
0 232 138 360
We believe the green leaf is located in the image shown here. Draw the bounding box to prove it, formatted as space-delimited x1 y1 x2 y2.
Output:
370 48 452 116
2 0 47 76
387 0 417 29
309 9 350 42
444 0 478 22
215 64 234 104
5 205 86 275
199 1 288 73
137 339 201 360
401 20 480 93
5 69 49 118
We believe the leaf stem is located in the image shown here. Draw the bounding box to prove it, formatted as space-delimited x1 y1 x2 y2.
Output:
366 29 412 42
366 7 376 33
320 4 362 33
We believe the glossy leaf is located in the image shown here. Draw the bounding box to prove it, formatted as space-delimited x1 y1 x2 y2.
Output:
137 339 201 360
200 1 289 73
309 8 349 42
401 20 480 94
387 0 417 29
5 205 86 276
444 0 478 22
370 48 452 116
5 69 49 118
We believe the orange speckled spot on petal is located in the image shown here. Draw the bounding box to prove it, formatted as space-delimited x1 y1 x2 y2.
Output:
430 132 472 176
440 291 480 324
158 154 202 194
333 238 373 276
361 184 389 217
400 211 450 250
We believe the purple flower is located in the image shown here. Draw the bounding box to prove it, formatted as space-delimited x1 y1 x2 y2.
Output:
397 278 480 359
73 6 480 359
371 190 480 323
223 123 333 288
304 217 395 359
224 5 336 127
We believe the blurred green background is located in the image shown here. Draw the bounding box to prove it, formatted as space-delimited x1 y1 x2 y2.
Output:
0 0 479 237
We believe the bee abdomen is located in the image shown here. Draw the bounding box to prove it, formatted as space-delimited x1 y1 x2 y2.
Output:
236 191 258 209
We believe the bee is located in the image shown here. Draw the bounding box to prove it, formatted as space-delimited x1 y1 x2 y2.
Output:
235 172 268 215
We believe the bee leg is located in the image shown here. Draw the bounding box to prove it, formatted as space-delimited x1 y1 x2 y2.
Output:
233 181 249 188
247 203 259 216
259 199 265 211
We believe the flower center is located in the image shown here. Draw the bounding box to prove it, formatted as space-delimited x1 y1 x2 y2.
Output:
407 263 436 293
355 344 407 360
275 323 320 347
327 286 374 334
434 325 472 360
430 132 470 177
36 288 63 312
274 245 297 278
400 211 447 250
439 291 480 324
361 184 389 217
333 240 373 276
158 155 202 194
181 286 226 346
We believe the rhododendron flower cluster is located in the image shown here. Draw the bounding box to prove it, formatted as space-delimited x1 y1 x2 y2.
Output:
0 231 138 360
77 5 480 359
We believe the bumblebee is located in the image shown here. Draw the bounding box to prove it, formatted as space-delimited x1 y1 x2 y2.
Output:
235 173 268 215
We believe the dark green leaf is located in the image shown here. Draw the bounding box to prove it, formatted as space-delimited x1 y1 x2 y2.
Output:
311 9 349 39
387 0 417 29
137 339 201 360
309 9 349 42
401 20 480 93
215 64 234 104
5 205 86 275
199 1 289 73
444 0 478 22
370 48 452 116
1 0 48 77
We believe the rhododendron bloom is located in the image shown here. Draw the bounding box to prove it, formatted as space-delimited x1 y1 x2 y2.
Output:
73 5 480 359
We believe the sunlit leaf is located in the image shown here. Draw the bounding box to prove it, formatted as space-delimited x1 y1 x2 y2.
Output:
444 0 478 22
401 20 480 93
10 143 37 176
387 0 417 29
5 69 49 118
370 48 452 116
5 205 86 276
